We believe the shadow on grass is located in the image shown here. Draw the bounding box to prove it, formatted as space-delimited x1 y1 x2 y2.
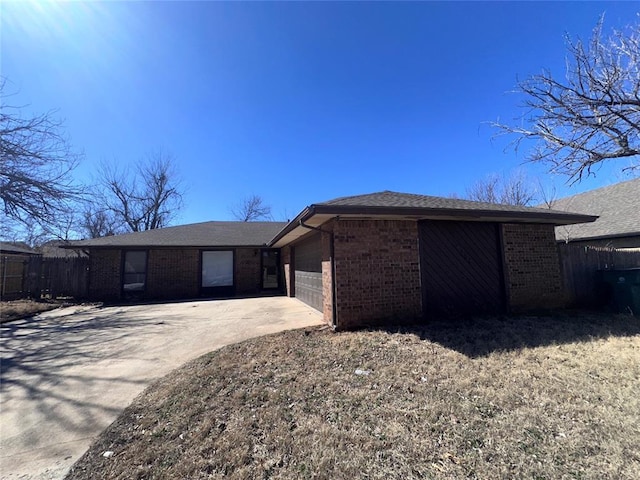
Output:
373 311 640 358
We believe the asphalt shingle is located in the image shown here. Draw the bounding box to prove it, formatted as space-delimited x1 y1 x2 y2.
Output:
71 221 287 248
551 179 640 241
319 190 582 216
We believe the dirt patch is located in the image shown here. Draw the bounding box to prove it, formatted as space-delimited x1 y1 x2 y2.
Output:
0 299 69 323
66 312 640 480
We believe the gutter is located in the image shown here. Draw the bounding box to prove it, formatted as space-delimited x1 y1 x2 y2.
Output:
268 206 315 247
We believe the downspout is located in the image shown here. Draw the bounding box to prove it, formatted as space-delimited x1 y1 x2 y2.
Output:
299 219 338 330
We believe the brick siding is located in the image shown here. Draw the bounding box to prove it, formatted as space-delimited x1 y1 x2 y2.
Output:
502 223 566 310
235 248 262 294
88 249 121 300
88 247 263 301
332 219 422 329
146 249 200 299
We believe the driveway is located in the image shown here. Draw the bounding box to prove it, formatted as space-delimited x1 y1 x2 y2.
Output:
0 297 323 480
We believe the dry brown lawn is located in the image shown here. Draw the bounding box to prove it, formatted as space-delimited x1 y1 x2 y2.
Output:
66 312 640 480
0 299 65 323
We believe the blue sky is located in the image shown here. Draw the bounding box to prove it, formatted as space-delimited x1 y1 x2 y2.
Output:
2 1 638 225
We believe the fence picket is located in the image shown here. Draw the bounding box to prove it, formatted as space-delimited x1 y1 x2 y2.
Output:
558 244 640 307
0 255 89 300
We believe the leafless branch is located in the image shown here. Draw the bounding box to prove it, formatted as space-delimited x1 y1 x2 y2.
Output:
91 151 184 234
230 195 272 222
466 171 537 206
494 16 640 182
0 77 83 228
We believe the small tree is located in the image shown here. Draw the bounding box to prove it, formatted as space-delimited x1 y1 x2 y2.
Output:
92 152 183 233
230 195 272 222
466 171 537 206
0 78 82 228
494 17 640 182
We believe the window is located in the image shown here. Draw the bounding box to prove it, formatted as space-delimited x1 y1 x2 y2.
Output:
123 251 147 292
202 250 233 287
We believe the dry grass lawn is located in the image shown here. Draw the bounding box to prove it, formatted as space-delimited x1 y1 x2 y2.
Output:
0 299 65 323
66 312 640 480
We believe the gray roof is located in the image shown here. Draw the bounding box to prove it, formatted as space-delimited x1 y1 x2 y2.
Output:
551 178 640 242
0 242 40 255
320 190 557 213
270 190 598 247
314 190 595 222
71 221 287 248
70 191 600 250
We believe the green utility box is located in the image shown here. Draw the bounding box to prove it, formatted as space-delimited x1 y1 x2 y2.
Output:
599 268 640 316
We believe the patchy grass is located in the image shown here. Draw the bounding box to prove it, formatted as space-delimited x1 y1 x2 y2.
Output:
0 299 68 323
67 312 640 480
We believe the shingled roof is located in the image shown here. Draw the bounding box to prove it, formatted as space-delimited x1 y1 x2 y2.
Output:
313 190 596 222
69 191 600 250
320 190 560 213
270 191 598 247
551 178 640 242
0 242 40 255
71 221 287 248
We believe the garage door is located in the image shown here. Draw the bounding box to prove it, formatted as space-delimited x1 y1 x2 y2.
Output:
419 220 505 317
294 234 323 311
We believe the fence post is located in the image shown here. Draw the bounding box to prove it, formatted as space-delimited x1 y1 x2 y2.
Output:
27 256 43 299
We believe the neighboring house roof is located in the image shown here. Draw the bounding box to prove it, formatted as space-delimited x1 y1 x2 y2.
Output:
271 190 598 247
69 221 287 248
41 241 88 258
0 242 40 255
551 178 640 242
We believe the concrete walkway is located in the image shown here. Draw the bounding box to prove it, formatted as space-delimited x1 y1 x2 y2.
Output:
0 297 323 480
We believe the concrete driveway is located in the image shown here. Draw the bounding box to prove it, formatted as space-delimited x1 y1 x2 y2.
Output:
0 296 323 480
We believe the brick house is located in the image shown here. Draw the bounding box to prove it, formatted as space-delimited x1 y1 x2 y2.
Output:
71 191 596 330
74 222 286 301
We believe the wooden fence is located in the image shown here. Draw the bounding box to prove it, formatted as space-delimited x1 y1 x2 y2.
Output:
558 244 640 307
0 255 89 300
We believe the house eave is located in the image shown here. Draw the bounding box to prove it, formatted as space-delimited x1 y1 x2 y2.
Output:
269 204 598 248
63 243 272 250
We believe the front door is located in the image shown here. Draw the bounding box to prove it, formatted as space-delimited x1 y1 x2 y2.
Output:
261 249 280 290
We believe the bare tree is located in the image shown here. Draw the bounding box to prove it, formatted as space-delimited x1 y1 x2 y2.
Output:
494 17 640 182
467 175 501 204
466 171 537 206
536 179 559 209
94 152 183 232
0 78 82 228
230 195 272 222
79 206 122 238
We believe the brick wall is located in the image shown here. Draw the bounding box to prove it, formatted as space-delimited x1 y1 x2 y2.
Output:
332 219 422 329
502 223 566 310
235 248 261 294
89 247 263 301
88 249 121 300
146 249 200 299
